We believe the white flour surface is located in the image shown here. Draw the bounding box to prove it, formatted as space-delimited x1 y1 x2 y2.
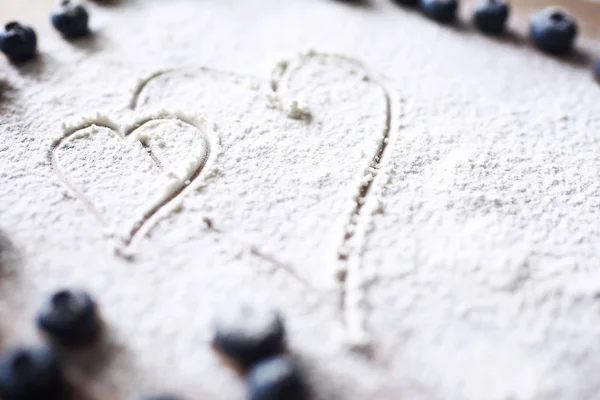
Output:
1 0 600 399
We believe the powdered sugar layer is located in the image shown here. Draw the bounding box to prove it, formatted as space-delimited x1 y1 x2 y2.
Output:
1 0 600 399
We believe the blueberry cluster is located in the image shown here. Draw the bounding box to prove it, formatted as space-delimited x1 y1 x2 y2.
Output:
0 288 100 400
0 292 308 400
0 1 90 62
0 289 183 400
391 0 599 81
212 303 306 400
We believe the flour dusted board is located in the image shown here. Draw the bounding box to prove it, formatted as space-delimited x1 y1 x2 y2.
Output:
1 0 600 399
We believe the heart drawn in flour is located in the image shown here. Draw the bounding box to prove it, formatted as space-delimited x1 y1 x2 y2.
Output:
51 52 393 292
50 112 219 254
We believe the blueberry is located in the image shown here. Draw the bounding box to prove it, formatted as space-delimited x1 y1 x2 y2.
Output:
51 0 90 38
595 58 600 83
0 22 37 62
529 7 578 55
419 0 458 23
212 303 286 367
393 0 419 6
246 357 305 400
472 0 509 34
0 346 63 400
36 289 100 346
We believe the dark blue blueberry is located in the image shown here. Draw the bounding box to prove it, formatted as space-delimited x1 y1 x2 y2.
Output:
0 22 37 62
529 7 578 55
472 0 510 34
36 289 100 346
419 0 458 23
246 357 305 400
212 303 285 368
393 0 419 6
0 346 63 400
595 58 600 83
51 0 90 38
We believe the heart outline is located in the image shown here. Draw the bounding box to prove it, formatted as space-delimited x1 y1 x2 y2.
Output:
49 110 220 256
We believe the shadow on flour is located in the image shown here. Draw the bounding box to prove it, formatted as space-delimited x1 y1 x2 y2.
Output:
57 326 136 400
0 230 28 350
0 78 12 106
15 53 54 80
88 0 133 7
0 230 21 277
333 0 373 8
68 31 105 54
0 78 8 94
444 21 593 68
488 29 592 67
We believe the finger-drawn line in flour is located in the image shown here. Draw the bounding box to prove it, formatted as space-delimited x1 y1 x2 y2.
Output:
195 213 323 294
49 118 120 226
249 246 324 296
130 67 260 110
269 61 312 121
49 112 219 256
271 52 394 348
